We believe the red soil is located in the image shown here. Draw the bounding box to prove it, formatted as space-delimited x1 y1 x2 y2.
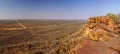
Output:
77 38 120 54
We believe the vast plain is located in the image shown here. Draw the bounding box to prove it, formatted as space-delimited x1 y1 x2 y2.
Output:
0 20 85 54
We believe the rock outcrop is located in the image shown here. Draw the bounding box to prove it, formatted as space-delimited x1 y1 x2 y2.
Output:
82 16 120 41
70 16 120 54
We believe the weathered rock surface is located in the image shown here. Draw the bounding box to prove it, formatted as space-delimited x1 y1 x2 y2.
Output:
83 16 120 41
70 16 120 54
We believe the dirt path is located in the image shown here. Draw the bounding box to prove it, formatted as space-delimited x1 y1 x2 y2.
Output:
16 20 26 29
0 21 68 31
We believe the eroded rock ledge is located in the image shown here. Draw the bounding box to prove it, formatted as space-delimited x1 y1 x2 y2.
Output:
82 16 120 41
70 16 120 54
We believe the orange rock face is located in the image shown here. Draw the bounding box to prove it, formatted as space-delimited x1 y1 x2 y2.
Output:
69 16 120 54
83 16 120 41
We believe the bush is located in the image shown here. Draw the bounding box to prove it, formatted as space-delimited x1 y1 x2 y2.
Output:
106 13 120 21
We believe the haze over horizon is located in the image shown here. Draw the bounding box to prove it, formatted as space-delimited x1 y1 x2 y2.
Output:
0 0 120 20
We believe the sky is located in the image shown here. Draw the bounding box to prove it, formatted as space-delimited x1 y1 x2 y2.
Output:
0 0 120 20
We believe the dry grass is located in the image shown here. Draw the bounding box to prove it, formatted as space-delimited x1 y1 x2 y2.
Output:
0 20 85 54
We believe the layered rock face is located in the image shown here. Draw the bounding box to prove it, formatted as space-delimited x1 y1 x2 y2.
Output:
83 16 120 41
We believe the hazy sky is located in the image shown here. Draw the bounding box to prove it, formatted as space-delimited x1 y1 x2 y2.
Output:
0 0 120 19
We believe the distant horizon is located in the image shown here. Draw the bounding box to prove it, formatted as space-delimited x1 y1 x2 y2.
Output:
0 0 120 19
0 13 117 20
0 18 87 20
